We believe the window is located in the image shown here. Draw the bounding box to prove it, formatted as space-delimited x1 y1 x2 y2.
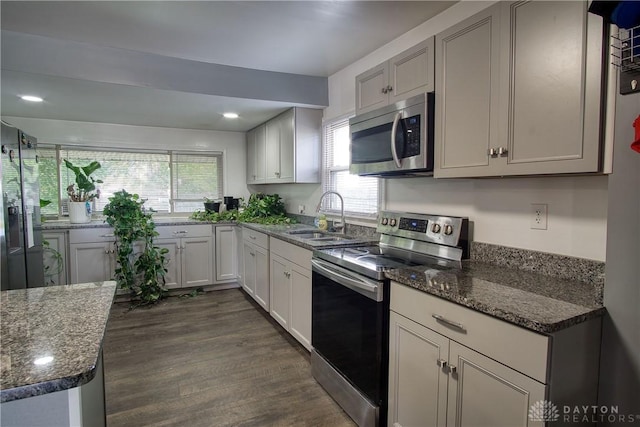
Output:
322 117 379 218
37 145 223 215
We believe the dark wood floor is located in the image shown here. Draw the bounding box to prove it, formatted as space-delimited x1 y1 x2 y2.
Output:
103 288 355 427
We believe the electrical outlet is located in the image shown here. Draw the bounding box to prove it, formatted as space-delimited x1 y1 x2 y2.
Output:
298 205 305 214
531 203 548 230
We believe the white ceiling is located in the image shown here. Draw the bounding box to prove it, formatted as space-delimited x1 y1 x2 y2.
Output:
0 1 456 132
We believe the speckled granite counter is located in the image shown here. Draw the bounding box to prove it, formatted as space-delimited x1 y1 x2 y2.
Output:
0 281 116 402
41 217 229 230
386 261 604 334
241 222 379 250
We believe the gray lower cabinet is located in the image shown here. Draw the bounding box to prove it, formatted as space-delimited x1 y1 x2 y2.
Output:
435 1 604 178
214 225 237 283
389 282 601 427
68 229 116 284
269 237 312 351
242 229 269 310
43 230 68 286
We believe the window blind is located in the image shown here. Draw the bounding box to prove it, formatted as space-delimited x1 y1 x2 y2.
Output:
322 118 379 217
37 145 60 216
171 152 223 212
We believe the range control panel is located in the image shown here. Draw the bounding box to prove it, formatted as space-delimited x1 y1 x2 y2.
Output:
377 210 468 248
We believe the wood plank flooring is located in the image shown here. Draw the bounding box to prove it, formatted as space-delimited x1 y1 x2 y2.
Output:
103 288 356 427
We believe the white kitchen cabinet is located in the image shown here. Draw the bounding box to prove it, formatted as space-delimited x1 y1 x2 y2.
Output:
68 228 115 284
269 237 312 351
246 107 322 184
435 1 604 178
43 230 68 286
356 37 435 115
235 226 243 286
214 225 237 283
242 228 269 310
156 225 214 289
246 124 266 184
389 282 601 427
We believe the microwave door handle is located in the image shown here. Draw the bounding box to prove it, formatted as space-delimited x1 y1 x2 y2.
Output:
391 112 403 168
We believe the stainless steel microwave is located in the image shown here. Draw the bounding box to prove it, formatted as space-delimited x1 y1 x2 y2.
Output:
349 93 434 177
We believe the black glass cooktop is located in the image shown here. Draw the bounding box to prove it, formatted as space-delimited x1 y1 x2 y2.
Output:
314 245 453 280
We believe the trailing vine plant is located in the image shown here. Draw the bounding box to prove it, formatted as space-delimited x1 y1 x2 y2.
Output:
103 190 168 306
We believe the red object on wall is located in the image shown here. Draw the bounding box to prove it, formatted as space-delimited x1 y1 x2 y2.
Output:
632 115 640 153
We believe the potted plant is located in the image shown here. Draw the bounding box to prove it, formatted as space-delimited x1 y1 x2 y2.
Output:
103 190 168 306
64 159 102 223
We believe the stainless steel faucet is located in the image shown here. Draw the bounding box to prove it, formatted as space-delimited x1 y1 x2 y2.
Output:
316 191 345 234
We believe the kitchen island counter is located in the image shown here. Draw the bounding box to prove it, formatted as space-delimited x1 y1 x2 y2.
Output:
0 281 116 403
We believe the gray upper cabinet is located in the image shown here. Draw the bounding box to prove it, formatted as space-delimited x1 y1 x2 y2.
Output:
435 1 604 178
248 107 322 185
435 4 501 177
356 37 435 115
246 124 266 185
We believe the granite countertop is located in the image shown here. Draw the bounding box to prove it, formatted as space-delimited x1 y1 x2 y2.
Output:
41 217 228 230
386 261 605 334
241 222 379 250
0 281 117 403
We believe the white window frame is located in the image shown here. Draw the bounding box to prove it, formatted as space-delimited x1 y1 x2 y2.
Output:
320 115 381 222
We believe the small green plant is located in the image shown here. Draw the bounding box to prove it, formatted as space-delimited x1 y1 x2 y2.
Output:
64 159 103 202
237 193 293 225
103 190 168 306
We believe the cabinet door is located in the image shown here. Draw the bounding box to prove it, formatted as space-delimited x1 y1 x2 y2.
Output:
155 238 181 290
235 227 244 286
447 341 545 427
253 244 269 311
246 128 257 184
355 62 389 115
265 118 281 182
43 231 67 286
69 242 113 284
215 226 237 282
181 236 214 288
254 124 267 183
289 264 311 351
269 254 290 329
389 37 435 105
434 4 502 178
499 1 602 175
388 312 449 427
242 241 256 296
276 109 295 183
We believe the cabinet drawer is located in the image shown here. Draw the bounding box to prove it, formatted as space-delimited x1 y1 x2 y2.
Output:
156 224 212 239
243 229 269 249
270 237 312 270
391 282 550 383
68 228 115 243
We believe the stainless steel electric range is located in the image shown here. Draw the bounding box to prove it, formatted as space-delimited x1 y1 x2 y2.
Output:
310 211 469 427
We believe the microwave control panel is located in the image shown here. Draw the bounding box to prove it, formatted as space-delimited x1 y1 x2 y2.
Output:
402 115 421 157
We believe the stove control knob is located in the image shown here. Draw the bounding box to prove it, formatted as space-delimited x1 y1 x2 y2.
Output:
381 217 389 225
390 218 397 227
431 223 441 234
444 224 454 235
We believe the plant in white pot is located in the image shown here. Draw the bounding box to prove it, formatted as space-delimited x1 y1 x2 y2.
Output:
64 159 103 223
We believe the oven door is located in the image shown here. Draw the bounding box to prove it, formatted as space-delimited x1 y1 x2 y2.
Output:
311 258 389 405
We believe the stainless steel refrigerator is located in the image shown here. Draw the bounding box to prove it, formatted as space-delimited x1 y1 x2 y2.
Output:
1 122 44 290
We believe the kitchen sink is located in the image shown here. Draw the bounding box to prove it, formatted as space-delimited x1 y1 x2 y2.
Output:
286 229 354 242
308 236 352 242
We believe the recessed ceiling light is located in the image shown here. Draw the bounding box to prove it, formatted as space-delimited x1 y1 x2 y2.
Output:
20 95 44 103
223 112 239 119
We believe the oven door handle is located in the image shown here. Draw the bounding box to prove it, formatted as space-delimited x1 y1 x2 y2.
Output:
311 259 383 302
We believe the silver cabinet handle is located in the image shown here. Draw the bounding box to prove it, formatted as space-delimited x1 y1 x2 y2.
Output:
390 112 403 168
498 146 508 157
249 235 256 240
381 87 388 94
448 364 457 374
173 230 188 235
437 358 447 368
100 233 114 238
432 314 466 332
488 148 498 157
387 85 393 93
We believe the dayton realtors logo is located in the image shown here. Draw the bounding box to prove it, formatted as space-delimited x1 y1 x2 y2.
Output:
528 400 640 424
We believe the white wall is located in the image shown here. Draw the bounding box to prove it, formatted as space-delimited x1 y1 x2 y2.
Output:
264 0 609 262
3 116 249 200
